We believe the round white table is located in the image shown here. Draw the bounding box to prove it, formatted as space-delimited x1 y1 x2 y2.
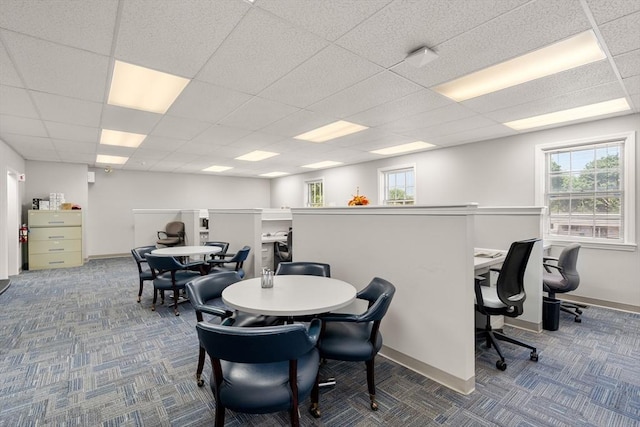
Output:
152 246 221 257
222 275 357 317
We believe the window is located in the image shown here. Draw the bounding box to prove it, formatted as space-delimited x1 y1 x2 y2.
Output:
379 165 415 205
305 179 324 207
536 132 635 247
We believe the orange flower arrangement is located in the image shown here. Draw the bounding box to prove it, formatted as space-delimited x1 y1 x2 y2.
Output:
348 187 370 206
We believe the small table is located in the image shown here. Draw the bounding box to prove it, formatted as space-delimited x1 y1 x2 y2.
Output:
152 245 221 258
222 275 357 317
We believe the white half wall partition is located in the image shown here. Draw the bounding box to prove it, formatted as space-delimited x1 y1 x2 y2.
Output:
292 204 544 395
292 204 478 394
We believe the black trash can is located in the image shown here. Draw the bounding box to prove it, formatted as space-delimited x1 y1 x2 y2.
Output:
543 296 560 331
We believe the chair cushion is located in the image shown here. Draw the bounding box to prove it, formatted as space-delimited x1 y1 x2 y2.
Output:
153 271 201 290
475 286 525 309
212 348 319 414
319 322 381 362
210 266 245 279
543 272 568 292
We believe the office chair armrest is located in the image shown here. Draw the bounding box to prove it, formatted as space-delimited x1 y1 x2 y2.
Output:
543 256 558 263
207 259 228 266
543 263 563 274
157 231 168 239
307 318 321 344
489 267 501 273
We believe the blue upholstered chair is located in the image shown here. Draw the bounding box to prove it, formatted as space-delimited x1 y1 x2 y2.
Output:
310 277 396 417
207 245 251 278
196 318 321 427
145 254 201 316
131 245 155 303
204 241 230 260
275 261 330 277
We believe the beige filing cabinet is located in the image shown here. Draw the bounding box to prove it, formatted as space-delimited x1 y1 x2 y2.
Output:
28 210 83 270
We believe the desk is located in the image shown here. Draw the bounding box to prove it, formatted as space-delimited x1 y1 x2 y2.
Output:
222 275 356 317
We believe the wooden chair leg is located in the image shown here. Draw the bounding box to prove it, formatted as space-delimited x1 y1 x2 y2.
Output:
138 279 143 303
196 346 206 386
214 406 225 427
151 288 157 311
309 373 321 418
173 289 180 316
366 359 378 410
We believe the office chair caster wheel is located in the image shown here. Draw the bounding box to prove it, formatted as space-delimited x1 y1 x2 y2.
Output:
496 360 507 371
575 317 582 323
197 379 204 387
576 308 583 314
309 404 321 418
530 352 538 362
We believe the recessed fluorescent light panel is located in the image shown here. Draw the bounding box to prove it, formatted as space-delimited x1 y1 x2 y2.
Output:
108 60 190 114
503 98 630 130
235 150 279 161
371 141 435 155
294 120 368 143
203 165 233 172
96 154 128 165
100 129 147 148
434 31 606 102
260 171 289 177
302 160 343 169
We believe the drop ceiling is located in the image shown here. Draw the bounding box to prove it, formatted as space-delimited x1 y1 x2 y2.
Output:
0 0 638 178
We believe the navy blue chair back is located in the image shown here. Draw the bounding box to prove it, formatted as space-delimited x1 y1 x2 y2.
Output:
275 261 331 277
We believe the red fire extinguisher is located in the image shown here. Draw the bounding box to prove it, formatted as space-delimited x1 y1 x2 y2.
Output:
19 224 28 244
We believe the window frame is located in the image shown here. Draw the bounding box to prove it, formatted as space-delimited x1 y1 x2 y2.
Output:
378 163 417 206
304 177 324 208
535 131 636 250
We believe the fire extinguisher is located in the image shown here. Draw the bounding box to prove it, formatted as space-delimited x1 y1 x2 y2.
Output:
19 224 28 244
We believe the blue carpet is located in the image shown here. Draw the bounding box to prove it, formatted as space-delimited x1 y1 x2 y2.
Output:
0 258 638 426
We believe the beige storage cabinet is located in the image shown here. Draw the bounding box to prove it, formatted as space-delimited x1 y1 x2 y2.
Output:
28 210 83 270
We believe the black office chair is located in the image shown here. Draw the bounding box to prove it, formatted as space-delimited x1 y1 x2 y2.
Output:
196 318 321 427
156 221 185 247
145 254 201 316
274 229 293 267
131 245 155 303
275 261 330 277
475 238 539 371
543 243 583 322
310 277 396 417
207 245 251 279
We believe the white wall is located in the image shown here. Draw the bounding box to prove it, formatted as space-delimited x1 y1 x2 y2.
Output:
271 114 640 309
0 139 26 279
86 168 270 256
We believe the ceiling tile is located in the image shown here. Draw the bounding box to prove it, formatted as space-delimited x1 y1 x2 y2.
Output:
623 75 640 96
346 89 452 127
0 115 47 136
101 105 162 134
189 124 253 146
197 7 328 94
168 80 252 124
614 49 640 79
57 152 96 164
0 86 39 118
2 134 55 152
2 31 109 102
116 0 249 77
52 139 97 154
140 135 188 152
599 11 640 56
336 0 529 68
381 103 476 134
32 91 102 127
309 71 422 118
129 148 171 161
151 115 211 140
259 44 383 108
403 114 500 141
585 0 640 25
256 0 392 41
261 109 337 138
44 121 99 143
0 0 118 54
428 124 516 146
218 97 299 131
0 41 23 87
